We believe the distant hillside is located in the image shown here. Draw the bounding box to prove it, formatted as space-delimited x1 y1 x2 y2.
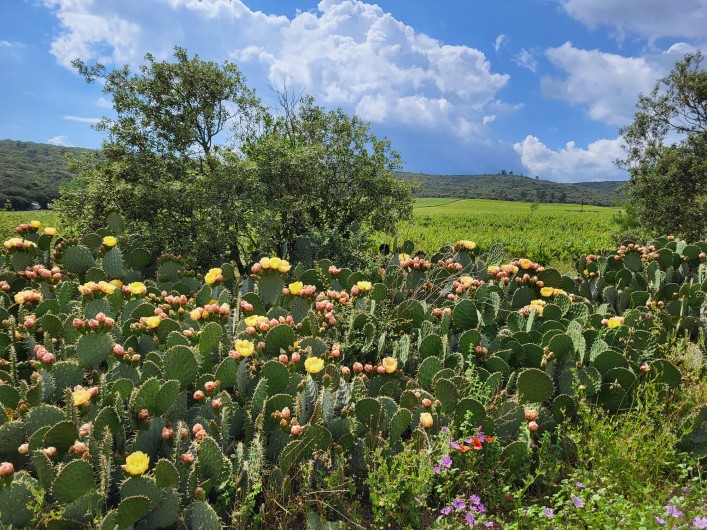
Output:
574 181 626 193
397 171 626 207
0 140 86 210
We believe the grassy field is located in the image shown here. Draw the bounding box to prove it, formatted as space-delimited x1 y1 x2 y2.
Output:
2 198 620 269
0 210 58 239
378 198 622 267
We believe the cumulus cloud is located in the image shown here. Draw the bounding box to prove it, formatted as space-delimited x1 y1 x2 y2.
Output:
41 0 511 142
556 0 707 41
47 135 73 146
541 42 697 126
514 134 626 182
95 97 112 108
63 115 101 124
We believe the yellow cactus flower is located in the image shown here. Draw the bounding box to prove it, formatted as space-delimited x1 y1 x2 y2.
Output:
190 308 202 321
268 257 282 270
78 282 98 295
304 356 325 374
540 287 554 297
14 290 42 305
519 259 533 270
356 281 372 292
552 288 566 296
44 227 57 236
398 253 410 263
456 240 476 251
110 279 123 288
124 451 149 475
382 357 398 374
102 236 117 247
234 339 255 357
289 281 303 295
419 412 434 429
277 260 291 273
98 281 117 295
487 265 500 274
204 268 222 285
128 282 146 295
144 316 161 329
30 220 41 229
460 276 474 287
244 315 260 327
606 316 624 329
259 257 271 269
72 387 92 406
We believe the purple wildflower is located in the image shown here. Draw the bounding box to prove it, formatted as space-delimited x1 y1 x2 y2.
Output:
440 455 453 468
571 496 585 508
465 513 477 527
477 503 487 514
440 506 453 516
441 426 449 432
693 516 707 529
544 507 555 518
665 505 683 518
654 516 666 526
450 440 461 449
483 522 494 528
576 481 585 489
433 466 441 474
453 498 467 511
469 494 481 506
682 487 692 494
476 425 486 442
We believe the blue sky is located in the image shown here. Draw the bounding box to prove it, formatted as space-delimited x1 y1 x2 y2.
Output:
1 0 704 181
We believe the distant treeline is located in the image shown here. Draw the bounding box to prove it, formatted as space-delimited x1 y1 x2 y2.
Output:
397 171 625 207
0 140 625 210
0 140 86 210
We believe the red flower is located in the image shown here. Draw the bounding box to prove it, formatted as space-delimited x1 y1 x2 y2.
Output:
471 437 483 450
457 444 470 452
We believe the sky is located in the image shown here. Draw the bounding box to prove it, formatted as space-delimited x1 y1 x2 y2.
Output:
0 0 705 182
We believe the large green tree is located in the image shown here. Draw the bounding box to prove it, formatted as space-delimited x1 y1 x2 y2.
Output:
56 48 412 272
617 52 707 240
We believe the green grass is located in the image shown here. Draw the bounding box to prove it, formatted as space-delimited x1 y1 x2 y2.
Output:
379 198 622 268
0 210 59 239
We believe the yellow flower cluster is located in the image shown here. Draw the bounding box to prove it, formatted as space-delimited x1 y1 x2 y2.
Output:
606 316 624 329
540 287 567 297
487 264 519 276
102 236 117 247
244 315 268 328
3 238 37 251
521 299 546 317
455 240 477 251
44 227 58 236
259 257 291 273
72 386 92 406
78 280 122 296
189 303 230 321
519 258 533 270
381 357 398 374
30 220 41 229
14 290 42 305
289 281 303 295
204 267 223 285
141 316 162 329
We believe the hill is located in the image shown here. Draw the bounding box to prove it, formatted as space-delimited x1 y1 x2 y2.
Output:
397 171 626 206
0 140 86 210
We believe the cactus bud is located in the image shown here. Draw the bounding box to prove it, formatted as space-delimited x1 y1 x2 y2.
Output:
527 421 539 432
181 453 195 464
281 407 291 420
18 443 29 455
192 423 204 435
291 352 301 363
162 427 174 440
353 362 363 373
290 424 302 436
193 390 205 401
279 354 289 364
211 399 222 410
524 408 538 421
79 423 91 437
422 398 432 408
43 447 57 458
640 362 650 373
137 409 149 421
419 412 433 429
204 380 218 392
0 462 14 477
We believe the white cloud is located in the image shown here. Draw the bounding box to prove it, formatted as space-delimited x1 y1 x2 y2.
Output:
494 34 506 52
556 0 707 41
47 135 73 146
514 134 626 182
63 115 101 124
95 96 112 108
41 0 511 140
513 48 537 72
540 42 697 126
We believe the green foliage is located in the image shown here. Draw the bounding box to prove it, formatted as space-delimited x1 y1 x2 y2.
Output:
618 51 707 240
0 217 705 528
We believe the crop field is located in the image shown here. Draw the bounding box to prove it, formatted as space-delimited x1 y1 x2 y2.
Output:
0 211 58 239
382 198 621 269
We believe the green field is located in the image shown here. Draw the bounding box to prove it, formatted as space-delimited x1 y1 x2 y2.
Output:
378 198 621 267
2 200 620 269
0 210 58 239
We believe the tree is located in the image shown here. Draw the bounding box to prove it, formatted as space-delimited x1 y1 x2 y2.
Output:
56 48 412 271
617 52 707 240
241 93 412 266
